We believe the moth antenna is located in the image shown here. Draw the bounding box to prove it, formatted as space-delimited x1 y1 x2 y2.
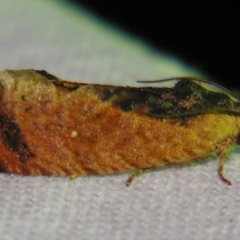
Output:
136 77 192 84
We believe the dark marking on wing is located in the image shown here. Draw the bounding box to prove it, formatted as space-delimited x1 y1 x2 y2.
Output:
35 70 82 91
98 79 240 119
35 70 57 80
0 114 35 162
0 83 35 162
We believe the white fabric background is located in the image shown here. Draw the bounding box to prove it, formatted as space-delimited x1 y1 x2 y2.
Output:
1 1 240 239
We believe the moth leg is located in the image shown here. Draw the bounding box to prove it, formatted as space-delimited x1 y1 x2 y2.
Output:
218 138 235 186
126 169 148 187
218 161 232 185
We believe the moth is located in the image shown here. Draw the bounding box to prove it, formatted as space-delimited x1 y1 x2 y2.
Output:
0 69 240 186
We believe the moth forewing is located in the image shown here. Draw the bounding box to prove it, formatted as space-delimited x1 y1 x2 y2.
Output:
0 70 240 186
